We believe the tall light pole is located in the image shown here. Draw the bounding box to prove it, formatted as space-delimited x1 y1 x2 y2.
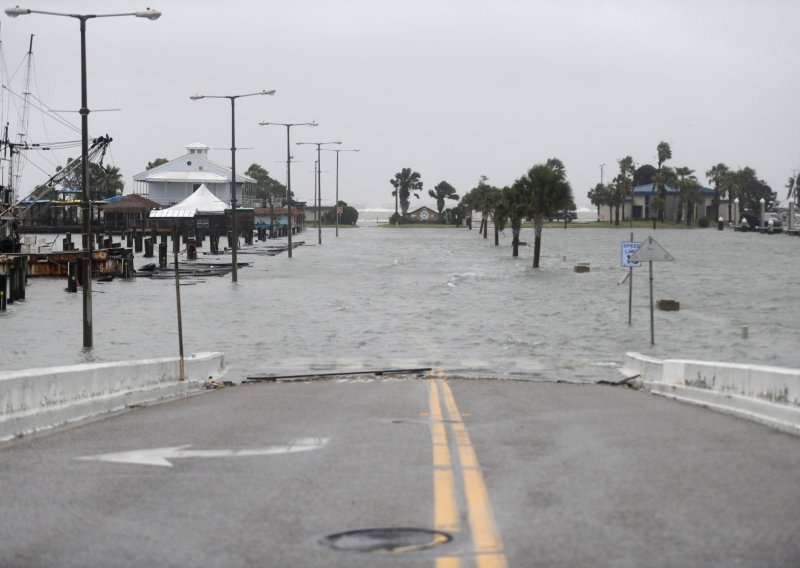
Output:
190 90 276 282
259 121 317 257
296 140 341 244
322 148 359 236
5 5 161 350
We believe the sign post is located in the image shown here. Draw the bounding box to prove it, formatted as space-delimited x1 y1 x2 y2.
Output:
621 236 641 325
628 236 675 345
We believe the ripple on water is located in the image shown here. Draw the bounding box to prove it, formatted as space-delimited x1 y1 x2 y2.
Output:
3 227 800 379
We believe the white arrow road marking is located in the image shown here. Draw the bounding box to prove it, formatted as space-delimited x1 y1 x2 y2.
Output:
77 437 329 467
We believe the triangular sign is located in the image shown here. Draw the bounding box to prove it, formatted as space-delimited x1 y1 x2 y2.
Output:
628 236 675 262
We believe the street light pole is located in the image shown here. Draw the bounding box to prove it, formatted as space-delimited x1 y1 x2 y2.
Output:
322 148 359 236
314 160 319 242
296 140 341 244
190 90 275 282
259 121 317 258
5 6 161 350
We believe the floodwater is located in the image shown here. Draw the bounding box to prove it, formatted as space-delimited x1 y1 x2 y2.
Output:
3 222 800 381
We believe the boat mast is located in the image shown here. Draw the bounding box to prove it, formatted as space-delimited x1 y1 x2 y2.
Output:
10 34 34 205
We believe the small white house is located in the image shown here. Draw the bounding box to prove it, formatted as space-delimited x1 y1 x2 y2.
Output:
132 143 257 208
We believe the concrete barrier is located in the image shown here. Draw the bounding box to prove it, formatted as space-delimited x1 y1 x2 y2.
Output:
0 352 225 443
622 352 800 434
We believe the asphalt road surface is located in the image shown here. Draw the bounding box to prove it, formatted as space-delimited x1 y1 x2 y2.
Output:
1 376 799 567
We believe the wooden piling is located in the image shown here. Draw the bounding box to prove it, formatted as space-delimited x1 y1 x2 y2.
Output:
158 242 168 269
121 257 133 280
143 237 154 258
67 261 78 292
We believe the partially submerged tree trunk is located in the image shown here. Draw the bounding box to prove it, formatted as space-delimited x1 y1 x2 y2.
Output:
532 218 544 268
511 223 520 257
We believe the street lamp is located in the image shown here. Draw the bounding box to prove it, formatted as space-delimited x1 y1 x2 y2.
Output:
190 90 275 282
5 5 161 349
258 121 317 257
296 140 341 244
322 148 359 236
734 197 740 226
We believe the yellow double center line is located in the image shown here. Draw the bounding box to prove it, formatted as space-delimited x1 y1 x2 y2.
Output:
429 378 508 568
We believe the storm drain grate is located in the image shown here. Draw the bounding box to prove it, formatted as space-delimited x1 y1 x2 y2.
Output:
321 528 451 553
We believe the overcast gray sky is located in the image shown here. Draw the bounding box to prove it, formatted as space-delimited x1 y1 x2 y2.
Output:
2 0 799 211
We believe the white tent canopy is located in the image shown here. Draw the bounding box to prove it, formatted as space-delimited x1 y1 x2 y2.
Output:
149 184 227 218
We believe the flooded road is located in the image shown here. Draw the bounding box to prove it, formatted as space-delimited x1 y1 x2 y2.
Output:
3 224 799 380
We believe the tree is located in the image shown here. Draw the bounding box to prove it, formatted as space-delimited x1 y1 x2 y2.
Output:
428 181 459 216
655 141 672 221
486 186 507 246
322 200 359 225
587 182 606 220
651 165 676 224
503 182 528 257
633 164 657 187
705 163 729 222
245 163 287 205
611 156 635 225
56 158 123 199
458 189 476 229
786 173 799 208
516 159 575 268
91 164 124 199
463 181 493 238
609 179 625 226
390 168 423 217
681 177 701 225
443 205 465 226
674 166 695 223
146 158 168 170
732 167 775 212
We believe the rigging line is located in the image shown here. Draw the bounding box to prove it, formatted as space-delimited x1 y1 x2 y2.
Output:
12 137 112 209
30 58 62 153
2 86 81 134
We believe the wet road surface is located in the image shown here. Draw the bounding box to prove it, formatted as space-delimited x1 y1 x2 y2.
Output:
2 376 799 567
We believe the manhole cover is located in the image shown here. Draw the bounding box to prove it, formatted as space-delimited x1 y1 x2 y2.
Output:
321 528 451 553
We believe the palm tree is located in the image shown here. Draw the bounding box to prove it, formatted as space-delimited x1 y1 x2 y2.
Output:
517 159 575 268
587 182 606 221
389 168 423 217
459 189 476 230
705 163 729 222
428 181 459 217
469 182 493 239
486 186 508 246
613 156 634 225
503 182 528 257
655 141 672 221
681 177 701 225
651 165 676 225
90 163 124 199
785 174 798 207
674 166 695 223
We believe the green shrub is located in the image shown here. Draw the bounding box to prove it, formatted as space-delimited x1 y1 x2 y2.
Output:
698 217 710 228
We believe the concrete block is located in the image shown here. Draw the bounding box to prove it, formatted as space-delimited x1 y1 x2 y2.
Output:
0 352 225 442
